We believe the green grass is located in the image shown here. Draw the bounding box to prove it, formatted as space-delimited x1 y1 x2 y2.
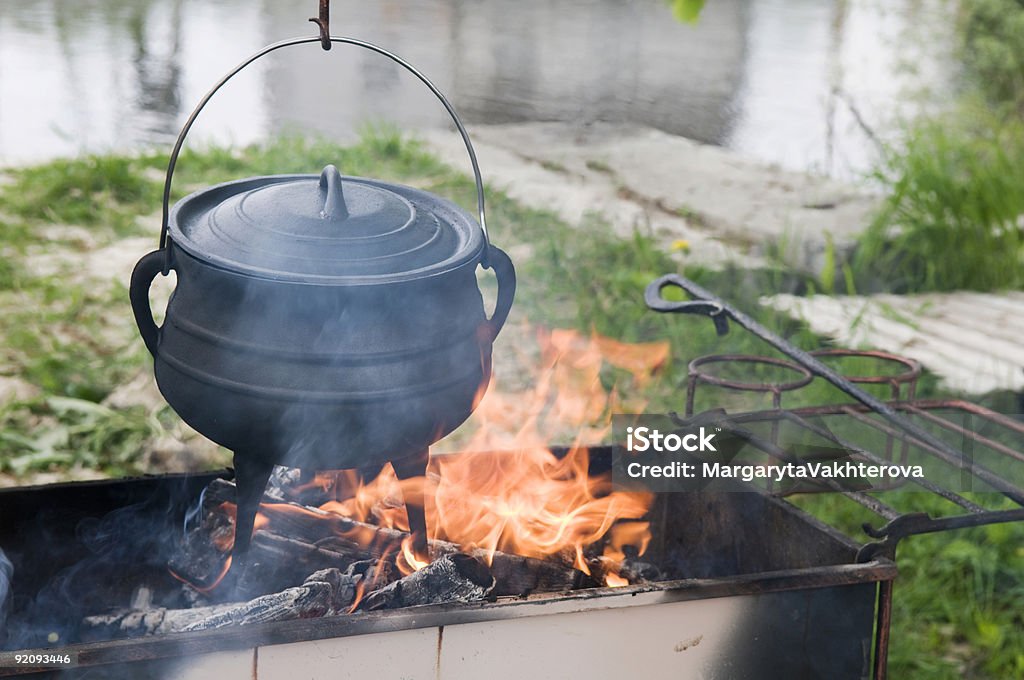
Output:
852 105 1024 293
169 126 449 190
960 0 1024 112
0 397 159 478
795 492 1024 678
850 2 1024 294
2 155 161 235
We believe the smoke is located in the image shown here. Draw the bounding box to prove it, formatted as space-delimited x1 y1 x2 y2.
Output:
2 479 206 651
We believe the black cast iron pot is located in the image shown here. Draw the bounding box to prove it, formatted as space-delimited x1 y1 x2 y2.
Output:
129 36 515 565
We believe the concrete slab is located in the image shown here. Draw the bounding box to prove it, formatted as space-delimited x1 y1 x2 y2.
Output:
765 292 1024 394
423 123 879 272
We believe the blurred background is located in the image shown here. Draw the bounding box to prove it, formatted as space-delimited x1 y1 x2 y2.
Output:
0 0 953 177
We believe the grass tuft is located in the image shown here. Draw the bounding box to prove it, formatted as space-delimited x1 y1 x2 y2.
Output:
1 155 160 234
852 105 1024 293
0 397 158 477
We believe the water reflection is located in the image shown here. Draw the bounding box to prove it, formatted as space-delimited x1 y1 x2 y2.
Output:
127 0 183 143
0 0 955 176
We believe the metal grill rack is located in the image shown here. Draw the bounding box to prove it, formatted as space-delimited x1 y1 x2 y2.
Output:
646 275 1024 678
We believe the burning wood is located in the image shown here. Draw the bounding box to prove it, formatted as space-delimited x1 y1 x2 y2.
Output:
82 547 497 638
82 568 360 638
586 556 663 587
359 554 495 611
234 532 397 600
175 479 592 599
269 329 660 580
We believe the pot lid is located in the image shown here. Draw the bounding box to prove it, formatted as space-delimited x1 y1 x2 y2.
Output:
168 165 484 282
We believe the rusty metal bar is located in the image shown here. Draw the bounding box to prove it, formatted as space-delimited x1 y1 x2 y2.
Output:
809 348 921 399
778 411 987 512
645 275 981 469
902 404 1024 465
838 406 1024 506
873 580 893 679
729 400 1024 503
809 349 920 473
723 406 989 513
935 399 1024 436
309 0 331 50
705 400 1024 555
707 417 905 521
777 399 1024 440
687 354 814 395
778 411 989 513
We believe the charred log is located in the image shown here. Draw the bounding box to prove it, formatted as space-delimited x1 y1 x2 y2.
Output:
620 557 663 583
81 568 357 638
198 479 590 596
232 532 396 600
585 556 662 585
359 554 494 611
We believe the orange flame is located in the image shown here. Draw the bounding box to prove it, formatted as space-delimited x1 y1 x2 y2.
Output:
604 572 629 588
192 328 664 590
397 536 430 576
317 328 662 584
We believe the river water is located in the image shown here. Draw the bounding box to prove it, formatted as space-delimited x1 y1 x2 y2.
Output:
0 0 956 177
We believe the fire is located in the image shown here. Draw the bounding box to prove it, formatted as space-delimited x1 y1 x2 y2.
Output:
314 328 663 584
318 467 412 532
190 328 664 591
604 572 629 588
397 536 430 575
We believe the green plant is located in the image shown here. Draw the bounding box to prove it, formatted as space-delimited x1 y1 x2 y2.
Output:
853 107 1024 293
666 0 705 24
1 155 160 234
0 397 158 476
960 0 1024 110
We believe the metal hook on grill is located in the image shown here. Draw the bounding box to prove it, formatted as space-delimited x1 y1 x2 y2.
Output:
309 0 331 51
644 276 729 336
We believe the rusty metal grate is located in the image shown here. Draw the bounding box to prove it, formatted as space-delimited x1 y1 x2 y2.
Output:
645 274 1024 558
646 274 1024 679
689 395 1024 561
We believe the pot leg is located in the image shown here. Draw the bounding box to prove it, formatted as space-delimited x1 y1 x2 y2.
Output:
231 453 275 562
392 449 430 562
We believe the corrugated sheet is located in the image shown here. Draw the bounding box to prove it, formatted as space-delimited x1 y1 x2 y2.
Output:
764 292 1024 394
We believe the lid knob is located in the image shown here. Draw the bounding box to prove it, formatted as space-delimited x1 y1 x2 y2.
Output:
319 165 349 221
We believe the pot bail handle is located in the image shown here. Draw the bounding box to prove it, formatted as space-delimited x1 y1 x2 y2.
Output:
158 35 492 268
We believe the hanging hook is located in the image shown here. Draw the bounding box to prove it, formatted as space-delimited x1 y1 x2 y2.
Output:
309 0 331 51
